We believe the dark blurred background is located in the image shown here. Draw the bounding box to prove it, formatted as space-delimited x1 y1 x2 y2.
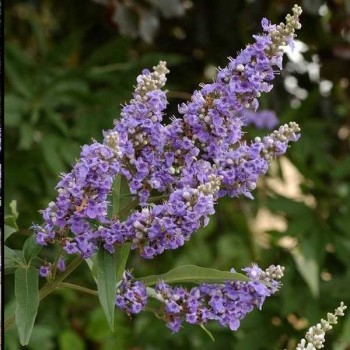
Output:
4 0 350 349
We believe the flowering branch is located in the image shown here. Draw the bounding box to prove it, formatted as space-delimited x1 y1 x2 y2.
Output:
10 5 346 347
294 303 347 350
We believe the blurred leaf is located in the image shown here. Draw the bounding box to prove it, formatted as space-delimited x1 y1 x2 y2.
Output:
87 62 133 78
59 330 85 350
291 244 319 298
48 29 86 64
9 199 19 217
334 236 350 267
59 140 80 164
5 200 19 230
41 77 89 109
86 308 130 348
15 266 40 346
215 234 251 268
333 155 350 179
4 94 26 127
138 265 248 286
23 235 42 264
41 134 66 175
46 112 69 136
334 313 350 350
4 225 17 241
19 123 35 150
86 308 112 342
84 37 131 66
46 78 89 97
97 249 116 332
177 231 213 267
28 325 55 350
5 44 33 97
334 214 350 236
27 7 48 56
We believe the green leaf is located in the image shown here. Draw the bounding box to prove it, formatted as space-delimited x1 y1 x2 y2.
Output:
59 330 85 350
5 44 32 98
5 225 17 241
4 246 25 275
96 249 116 332
85 308 111 342
19 123 34 150
108 175 132 282
4 94 26 127
45 112 69 136
84 37 130 66
23 236 42 264
112 175 122 216
5 200 19 231
334 312 350 350
116 243 132 282
15 266 40 345
10 199 19 217
27 325 55 350
138 265 249 286
4 215 19 232
85 257 98 285
41 134 66 175
291 245 319 298
115 175 137 220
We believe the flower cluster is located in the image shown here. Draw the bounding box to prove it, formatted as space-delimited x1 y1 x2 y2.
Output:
39 259 66 278
32 6 302 260
115 271 148 314
32 140 121 258
149 264 284 332
294 302 347 350
25 5 310 339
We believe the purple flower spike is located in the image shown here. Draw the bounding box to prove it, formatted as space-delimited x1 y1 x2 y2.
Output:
153 264 284 332
32 6 302 260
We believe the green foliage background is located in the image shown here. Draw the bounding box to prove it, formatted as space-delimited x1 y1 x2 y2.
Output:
4 0 350 349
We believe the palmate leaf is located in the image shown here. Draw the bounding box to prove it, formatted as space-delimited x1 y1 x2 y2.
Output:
138 265 248 286
15 266 40 346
